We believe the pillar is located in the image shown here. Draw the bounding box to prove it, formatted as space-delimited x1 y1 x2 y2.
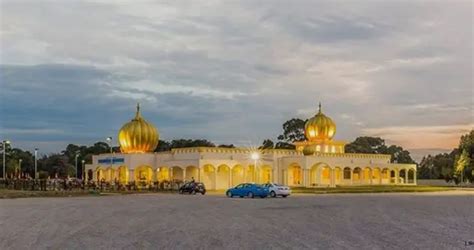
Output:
316 168 321 186
129 169 135 182
213 168 217 190
330 168 335 187
404 170 408 185
379 170 382 185
228 169 232 187
395 170 399 184
414 171 417 185
369 169 373 185
350 169 353 185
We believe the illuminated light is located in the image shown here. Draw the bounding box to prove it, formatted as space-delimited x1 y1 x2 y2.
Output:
251 152 260 160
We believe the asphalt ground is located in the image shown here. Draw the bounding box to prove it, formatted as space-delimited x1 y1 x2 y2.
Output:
0 191 473 249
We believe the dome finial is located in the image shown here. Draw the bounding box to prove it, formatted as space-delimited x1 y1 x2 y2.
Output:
134 103 142 119
318 102 322 113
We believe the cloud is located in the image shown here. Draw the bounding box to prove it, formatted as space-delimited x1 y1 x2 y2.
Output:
0 0 471 156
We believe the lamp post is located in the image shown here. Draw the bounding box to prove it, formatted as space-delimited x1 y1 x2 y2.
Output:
82 159 86 181
18 159 22 178
34 148 38 179
106 137 113 154
74 152 80 179
251 152 260 183
1 140 10 179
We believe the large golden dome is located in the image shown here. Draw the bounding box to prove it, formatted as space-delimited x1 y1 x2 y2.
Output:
118 104 159 153
305 103 336 142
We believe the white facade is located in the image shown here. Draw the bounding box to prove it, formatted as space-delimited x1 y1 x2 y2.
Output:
86 147 417 190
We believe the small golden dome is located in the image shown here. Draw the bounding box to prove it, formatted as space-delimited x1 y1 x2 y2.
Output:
118 103 159 153
305 103 336 142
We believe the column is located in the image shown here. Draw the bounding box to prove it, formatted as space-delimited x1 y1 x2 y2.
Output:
395 170 399 184
369 169 373 185
404 170 408 185
197 167 201 182
229 169 232 188
213 168 217 190
379 170 382 185
414 171 417 185
350 169 353 185
129 169 135 182
316 168 321 186
330 168 335 187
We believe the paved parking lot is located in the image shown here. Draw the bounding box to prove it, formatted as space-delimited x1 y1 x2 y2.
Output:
0 192 473 249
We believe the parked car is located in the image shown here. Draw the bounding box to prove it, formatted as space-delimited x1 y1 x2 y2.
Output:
263 183 291 198
179 182 206 195
226 183 269 198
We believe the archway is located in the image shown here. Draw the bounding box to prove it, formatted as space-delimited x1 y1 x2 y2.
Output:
390 170 396 184
185 166 199 182
343 167 351 183
202 164 216 190
363 167 371 184
408 169 415 184
321 166 331 185
232 165 244 186
96 167 105 182
246 165 256 183
260 165 272 183
399 169 407 184
135 165 154 185
216 165 230 190
353 167 362 184
117 166 129 184
156 167 170 182
381 168 389 184
288 163 302 186
105 167 115 182
87 169 93 181
171 167 184 181
310 165 319 186
372 168 381 185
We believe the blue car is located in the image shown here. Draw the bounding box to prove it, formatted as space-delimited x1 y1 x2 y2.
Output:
226 183 270 198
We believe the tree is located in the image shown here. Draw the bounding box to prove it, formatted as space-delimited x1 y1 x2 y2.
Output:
345 137 415 164
259 139 274 149
218 144 235 148
277 118 307 143
275 142 296 150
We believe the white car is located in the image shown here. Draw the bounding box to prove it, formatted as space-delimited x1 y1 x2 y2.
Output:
263 183 291 198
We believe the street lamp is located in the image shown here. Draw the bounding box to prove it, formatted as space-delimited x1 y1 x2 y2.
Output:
82 159 86 181
34 148 38 179
75 151 80 179
106 137 113 153
18 159 22 178
1 140 10 179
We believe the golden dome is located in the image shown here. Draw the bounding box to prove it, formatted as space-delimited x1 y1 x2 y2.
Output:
305 103 336 142
118 104 159 153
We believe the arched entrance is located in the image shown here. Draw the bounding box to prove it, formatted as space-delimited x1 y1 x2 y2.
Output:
288 163 302 186
309 165 319 186
408 169 415 184
353 167 362 184
372 168 381 185
246 165 256 183
105 167 114 182
232 165 244 186
135 165 154 186
216 165 230 190
260 165 272 183
321 166 331 186
381 168 389 184
96 167 105 182
117 166 129 184
343 167 351 184
156 167 170 182
202 164 216 190
390 170 396 184
171 167 184 181
185 166 199 182
399 169 407 184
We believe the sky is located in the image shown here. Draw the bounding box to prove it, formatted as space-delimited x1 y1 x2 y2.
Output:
0 0 472 162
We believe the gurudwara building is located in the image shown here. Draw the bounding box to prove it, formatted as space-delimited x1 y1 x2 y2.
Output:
85 104 417 189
